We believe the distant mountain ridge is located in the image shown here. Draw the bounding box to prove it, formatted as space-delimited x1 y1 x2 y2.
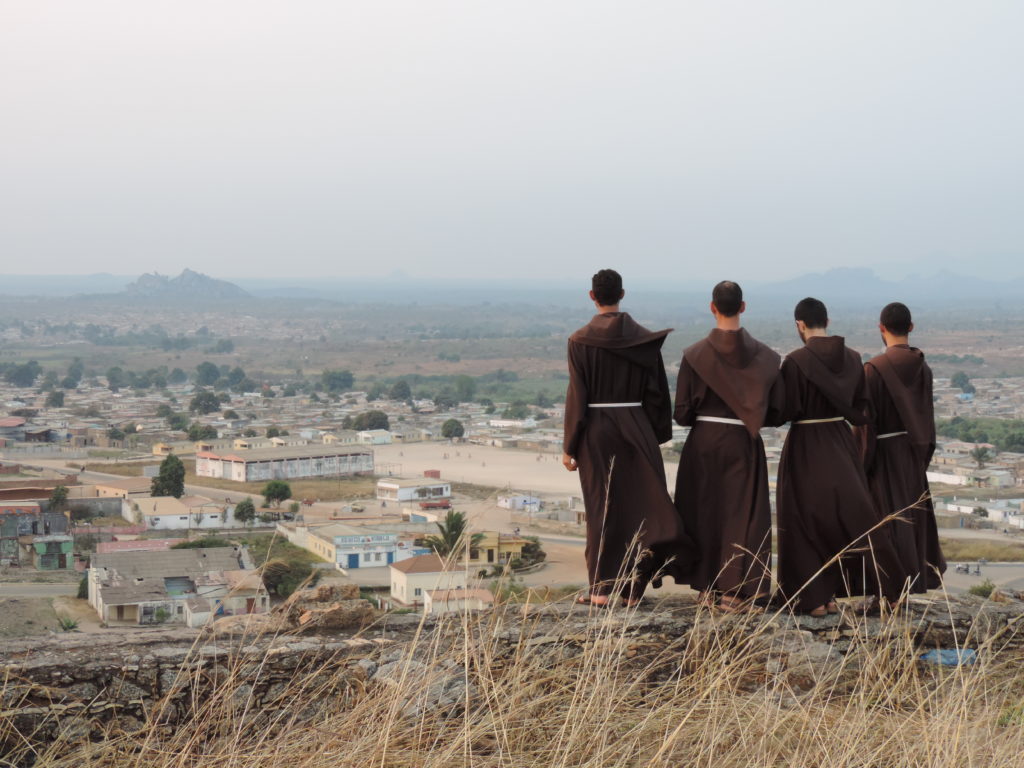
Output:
125 269 250 300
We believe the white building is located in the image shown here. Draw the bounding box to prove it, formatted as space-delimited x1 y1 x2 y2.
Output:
357 429 393 445
497 494 542 511
195 445 374 482
282 521 427 569
122 495 239 530
389 553 466 606
376 478 451 504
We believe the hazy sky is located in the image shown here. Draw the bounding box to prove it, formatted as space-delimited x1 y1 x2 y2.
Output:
2 2 1022 283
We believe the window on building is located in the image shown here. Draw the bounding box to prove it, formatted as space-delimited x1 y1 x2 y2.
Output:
414 588 421 596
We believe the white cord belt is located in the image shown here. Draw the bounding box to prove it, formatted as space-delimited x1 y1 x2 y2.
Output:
877 430 908 440
696 415 745 426
589 402 642 408
794 416 846 425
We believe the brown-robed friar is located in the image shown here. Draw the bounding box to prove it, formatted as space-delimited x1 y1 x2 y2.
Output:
563 269 695 607
672 281 784 612
775 298 906 615
857 302 946 593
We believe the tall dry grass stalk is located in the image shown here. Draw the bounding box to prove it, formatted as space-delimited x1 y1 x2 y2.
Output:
8 585 1024 768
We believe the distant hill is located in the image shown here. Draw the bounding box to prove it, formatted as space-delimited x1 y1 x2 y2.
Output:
125 269 250 300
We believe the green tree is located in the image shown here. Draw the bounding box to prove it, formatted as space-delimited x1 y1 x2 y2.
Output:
151 454 186 498
233 498 256 526
262 480 292 508
970 446 992 469
187 423 218 441
107 426 126 441
423 510 484 557
502 401 530 420
105 366 126 391
454 375 476 402
266 426 281 438
5 360 41 387
441 418 465 439
389 380 412 400
45 390 65 408
49 485 69 513
951 371 971 392
189 390 221 414
345 410 389 431
168 413 190 431
321 369 354 393
156 403 173 418
223 409 239 420
168 367 188 384
195 361 220 387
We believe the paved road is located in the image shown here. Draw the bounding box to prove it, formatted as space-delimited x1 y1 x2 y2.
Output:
0 583 78 598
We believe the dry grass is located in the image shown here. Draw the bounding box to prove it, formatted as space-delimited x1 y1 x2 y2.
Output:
85 461 379 503
8 592 1024 768
939 537 1024 562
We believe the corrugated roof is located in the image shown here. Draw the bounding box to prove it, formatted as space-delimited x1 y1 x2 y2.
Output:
93 547 245 577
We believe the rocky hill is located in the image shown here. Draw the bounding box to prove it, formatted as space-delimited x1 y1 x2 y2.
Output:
125 268 250 300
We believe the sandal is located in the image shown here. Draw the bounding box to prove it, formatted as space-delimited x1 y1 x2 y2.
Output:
576 595 611 608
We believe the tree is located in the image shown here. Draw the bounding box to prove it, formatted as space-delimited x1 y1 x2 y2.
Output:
345 410 389 431
262 480 292 508
168 367 188 384
223 409 239 420
167 412 190 431
502 401 530 420
105 366 126 391
423 510 484 557
972 506 989 518
107 427 126 441
151 454 186 498
454 375 476 402
189 390 221 414
45 390 65 408
951 371 971 392
970 446 992 469
5 360 41 387
266 426 281 438
156 403 174 418
234 498 256 526
195 361 220 387
389 380 411 400
441 418 465 439
49 485 69 514
321 369 354 393
187 423 218 441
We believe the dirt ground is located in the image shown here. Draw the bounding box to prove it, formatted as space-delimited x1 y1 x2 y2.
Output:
0 597 61 638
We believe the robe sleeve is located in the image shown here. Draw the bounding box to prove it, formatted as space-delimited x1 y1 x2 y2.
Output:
777 358 803 425
563 340 588 456
854 362 881 471
643 351 673 444
763 369 787 428
673 359 699 427
847 363 871 428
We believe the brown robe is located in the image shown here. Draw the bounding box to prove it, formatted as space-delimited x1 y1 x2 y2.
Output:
673 328 784 599
858 344 945 592
776 336 906 610
564 312 694 600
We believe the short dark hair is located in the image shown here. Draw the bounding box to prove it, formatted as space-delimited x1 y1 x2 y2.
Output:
794 297 828 329
592 269 623 306
880 302 913 335
712 281 743 317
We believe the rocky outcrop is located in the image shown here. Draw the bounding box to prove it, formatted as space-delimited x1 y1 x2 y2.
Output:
3 594 1023 763
124 269 250 300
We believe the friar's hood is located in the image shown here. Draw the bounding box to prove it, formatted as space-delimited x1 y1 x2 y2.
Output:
788 336 866 422
684 327 781 436
569 312 671 369
867 344 935 463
